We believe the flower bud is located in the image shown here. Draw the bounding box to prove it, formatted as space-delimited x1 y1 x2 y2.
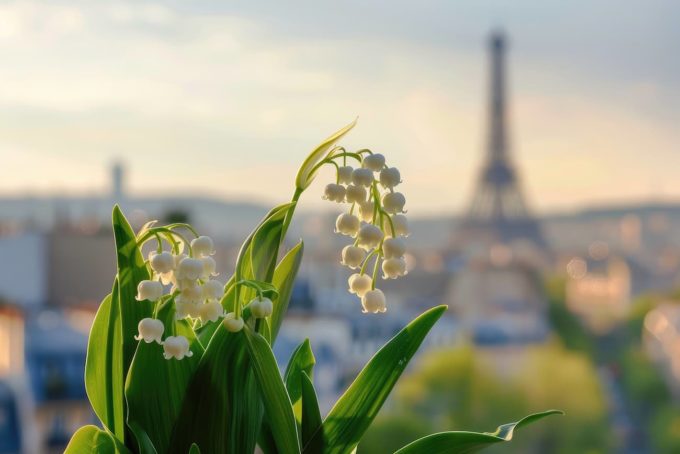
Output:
384 214 410 237
202 279 224 301
323 183 346 202
382 192 406 214
134 318 164 344
358 201 375 222
149 251 175 274
351 168 374 187
361 289 387 313
335 213 360 237
338 166 354 184
191 236 215 257
345 184 367 204
362 153 386 172
379 167 401 188
136 280 163 302
348 273 372 297
341 245 365 269
176 257 204 280
163 335 193 360
382 257 407 279
250 297 273 318
357 224 383 250
382 237 406 258
201 256 218 279
199 300 225 323
223 312 244 332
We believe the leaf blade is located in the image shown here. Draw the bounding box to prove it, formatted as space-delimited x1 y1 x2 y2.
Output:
300 372 323 454
271 241 304 342
64 425 130 454
284 339 316 424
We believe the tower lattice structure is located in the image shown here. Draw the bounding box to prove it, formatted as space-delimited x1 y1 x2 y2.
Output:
453 32 547 252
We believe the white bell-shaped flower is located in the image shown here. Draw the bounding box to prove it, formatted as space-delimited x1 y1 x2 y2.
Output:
351 168 374 187
362 153 386 172
202 279 224 301
323 183 346 202
136 280 163 302
361 289 387 313
341 245 365 269
250 297 274 318
345 184 367 204
180 283 203 304
335 213 360 237
382 192 406 214
384 214 410 237
191 236 215 257
357 224 383 250
348 273 372 297
199 300 225 323
134 318 164 344
223 312 245 332
163 335 193 360
149 251 175 274
176 257 204 280
379 167 401 189
201 256 218 279
338 166 354 184
358 201 375 222
174 298 201 320
382 237 406 258
382 257 407 279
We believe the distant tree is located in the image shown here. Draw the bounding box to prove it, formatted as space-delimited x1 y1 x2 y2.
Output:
163 209 191 224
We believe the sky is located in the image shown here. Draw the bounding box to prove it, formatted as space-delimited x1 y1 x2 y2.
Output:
0 0 678 217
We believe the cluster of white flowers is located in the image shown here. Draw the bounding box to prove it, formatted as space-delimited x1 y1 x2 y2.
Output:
134 234 244 360
323 151 410 314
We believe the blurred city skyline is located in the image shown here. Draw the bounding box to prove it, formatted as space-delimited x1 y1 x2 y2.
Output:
1 0 679 216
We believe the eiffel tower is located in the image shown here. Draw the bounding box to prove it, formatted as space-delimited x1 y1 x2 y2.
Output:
453 31 547 253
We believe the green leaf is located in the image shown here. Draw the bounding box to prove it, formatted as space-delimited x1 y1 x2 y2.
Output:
188 443 201 454
271 241 304 342
112 206 154 376
300 372 323 454
84 282 125 441
316 305 447 454
295 119 357 190
168 327 262 454
244 328 301 454
284 339 316 423
393 410 564 454
127 421 159 454
65 425 130 454
249 203 294 282
125 298 204 454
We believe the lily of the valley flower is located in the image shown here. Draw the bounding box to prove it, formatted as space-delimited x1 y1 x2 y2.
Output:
341 245 365 269
348 273 372 297
199 301 225 323
136 280 163 302
149 251 175 273
223 312 245 332
351 168 374 187
335 213 360 237
323 183 346 202
358 201 375 222
382 257 407 279
180 283 203 304
202 279 224 301
163 335 193 360
175 299 200 320
134 318 164 344
345 184 367 204
357 224 384 250
384 214 410 237
379 167 401 189
191 235 215 257
250 297 274 318
176 257 204 281
382 237 406 259
382 192 406 214
362 289 387 313
200 256 218 279
362 153 386 172
337 165 354 184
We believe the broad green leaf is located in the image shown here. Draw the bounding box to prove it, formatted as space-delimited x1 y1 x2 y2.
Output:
271 241 304 342
112 206 154 376
249 203 294 282
127 421 158 454
284 339 315 423
125 298 204 454
296 119 357 190
393 410 564 454
188 443 201 454
65 425 130 454
316 305 447 454
168 326 262 454
244 328 301 454
300 372 323 454
84 282 125 441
